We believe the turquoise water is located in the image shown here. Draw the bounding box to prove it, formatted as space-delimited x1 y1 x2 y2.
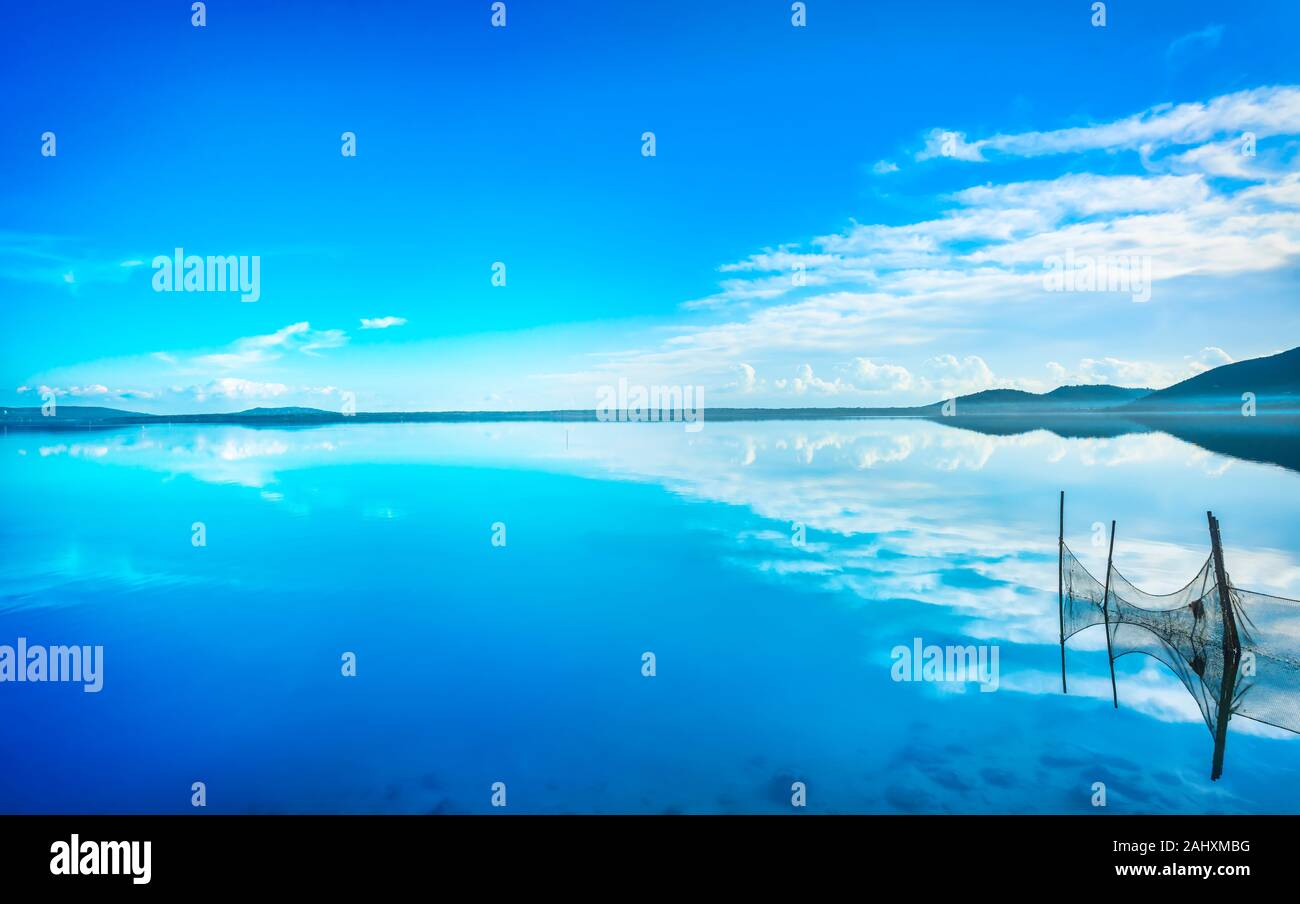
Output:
1 419 1297 813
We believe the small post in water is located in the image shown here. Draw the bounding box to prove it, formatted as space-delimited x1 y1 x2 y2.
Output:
1100 520 1119 709
1207 511 1240 781
1058 490 1067 694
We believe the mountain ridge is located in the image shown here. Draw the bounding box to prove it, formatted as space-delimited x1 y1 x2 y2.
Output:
1123 346 1300 411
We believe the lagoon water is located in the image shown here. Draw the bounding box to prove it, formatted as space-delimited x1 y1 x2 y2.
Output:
1 419 1298 814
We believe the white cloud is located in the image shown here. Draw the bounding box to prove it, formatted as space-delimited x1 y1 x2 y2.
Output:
671 157 1300 351
191 321 348 369
764 358 921 398
1074 357 1172 387
774 364 854 395
850 357 913 391
920 354 1011 396
360 316 408 330
1186 346 1233 374
188 378 290 402
916 85 1300 163
1046 347 1234 388
1161 138 1276 179
736 363 756 392
29 383 155 400
952 173 1210 218
916 128 984 162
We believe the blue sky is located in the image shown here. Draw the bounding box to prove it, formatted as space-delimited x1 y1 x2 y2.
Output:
2 0 1298 413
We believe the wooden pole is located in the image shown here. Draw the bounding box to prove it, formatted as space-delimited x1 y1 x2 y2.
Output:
1208 511 1239 781
1058 491 1067 694
1100 520 1119 709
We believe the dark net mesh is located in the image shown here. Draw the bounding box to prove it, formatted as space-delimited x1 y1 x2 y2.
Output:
1230 588 1300 734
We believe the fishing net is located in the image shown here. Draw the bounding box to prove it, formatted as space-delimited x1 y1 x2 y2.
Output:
1060 543 1300 738
1229 587 1300 735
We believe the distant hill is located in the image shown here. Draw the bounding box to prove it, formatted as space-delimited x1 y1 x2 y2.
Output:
235 407 335 417
1043 385 1151 405
943 348 1300 414
943 384 1151 413
1124 346 1300 412
953 389 1041 406
0 405 144 421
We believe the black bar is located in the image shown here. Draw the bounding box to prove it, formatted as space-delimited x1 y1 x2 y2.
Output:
0 814 1280 890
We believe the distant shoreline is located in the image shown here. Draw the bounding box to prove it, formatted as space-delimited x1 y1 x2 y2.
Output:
5 344 1296 429
6 406 1298 474
4 406 1300 431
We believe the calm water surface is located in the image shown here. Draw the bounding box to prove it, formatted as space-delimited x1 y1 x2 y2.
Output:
1 419 1297 813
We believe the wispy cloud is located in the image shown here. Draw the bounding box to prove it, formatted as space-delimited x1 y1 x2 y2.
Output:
190 322 348 369
1046 346 1233 388
915 85 1299 163
0 232 147 289
185 378 290 402
758 355 1020 399
1166 24 1225 67
19 384 156 401
360 316 407 330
